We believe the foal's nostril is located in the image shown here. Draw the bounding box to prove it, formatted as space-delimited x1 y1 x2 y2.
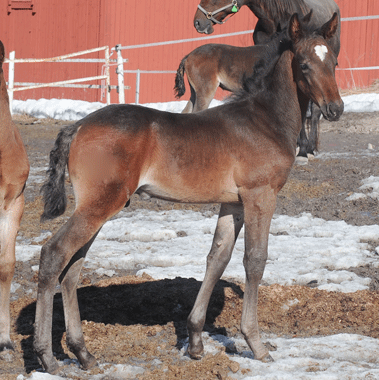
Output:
326 102 344 120
194 20 200 29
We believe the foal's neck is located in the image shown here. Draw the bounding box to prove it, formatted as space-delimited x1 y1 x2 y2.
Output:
265 51 309 138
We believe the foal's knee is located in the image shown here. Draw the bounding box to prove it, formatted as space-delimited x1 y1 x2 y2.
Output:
243 254 267 281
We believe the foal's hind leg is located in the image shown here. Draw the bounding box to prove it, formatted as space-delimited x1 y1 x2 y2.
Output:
59 232 99 369
0 195 24 351
187 203 244 359
181 85 196 113
34 213 103 374
193 82 218 113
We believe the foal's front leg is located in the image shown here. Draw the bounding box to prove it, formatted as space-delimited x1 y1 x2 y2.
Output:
239 186 277 362
187 203 244 359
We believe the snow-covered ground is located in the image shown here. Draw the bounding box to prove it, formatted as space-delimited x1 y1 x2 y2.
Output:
12 93 379 380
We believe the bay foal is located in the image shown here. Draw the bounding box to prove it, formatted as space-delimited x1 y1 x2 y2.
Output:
174 29 279 113
34 13 343 373
0 41 29 351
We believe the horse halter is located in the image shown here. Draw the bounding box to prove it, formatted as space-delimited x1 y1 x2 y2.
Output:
197 0 239 25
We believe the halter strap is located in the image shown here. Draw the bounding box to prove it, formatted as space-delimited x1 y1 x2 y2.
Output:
197 0 239 25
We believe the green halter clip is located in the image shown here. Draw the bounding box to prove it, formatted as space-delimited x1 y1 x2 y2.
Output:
231 5 238 12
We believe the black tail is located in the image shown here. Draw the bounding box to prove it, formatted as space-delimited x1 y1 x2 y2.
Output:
40 123 79 222
174 55 188 99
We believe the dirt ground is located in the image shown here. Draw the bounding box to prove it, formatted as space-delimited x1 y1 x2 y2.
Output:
1 109 379 379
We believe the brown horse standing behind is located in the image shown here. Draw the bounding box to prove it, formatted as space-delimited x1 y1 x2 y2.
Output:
34 13 343 374
174 32 279 113
174 20 279 113
0 41 29 352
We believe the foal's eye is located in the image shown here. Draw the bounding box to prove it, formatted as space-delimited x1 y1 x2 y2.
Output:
300 63 309 71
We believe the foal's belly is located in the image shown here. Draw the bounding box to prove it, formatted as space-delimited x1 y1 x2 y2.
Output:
136 170 240 204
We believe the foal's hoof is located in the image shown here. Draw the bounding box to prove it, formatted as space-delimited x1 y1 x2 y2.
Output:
295 155 308 165
75 349 97 370
41 357 60 375
260 353 274 363
186 346 204 360
80 354 97 370
0 340 14 352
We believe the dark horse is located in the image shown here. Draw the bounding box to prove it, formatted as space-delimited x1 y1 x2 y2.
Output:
193 0 341 161
34 13 343 374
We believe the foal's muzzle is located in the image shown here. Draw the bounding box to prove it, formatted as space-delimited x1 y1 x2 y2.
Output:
321 100 344 121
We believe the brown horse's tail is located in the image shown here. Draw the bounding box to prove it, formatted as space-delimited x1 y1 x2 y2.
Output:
40 123 79 222
174 55 188 99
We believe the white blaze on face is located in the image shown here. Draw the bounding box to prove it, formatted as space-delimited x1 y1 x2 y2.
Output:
314 44 328 61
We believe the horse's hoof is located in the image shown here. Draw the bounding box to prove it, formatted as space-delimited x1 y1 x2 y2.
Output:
43 359 60 375
307 153 315 160
260 353 274 363
295 155 308 165
186 347 203 360
0 340 14 352
81 354 97 370
37 353 60 375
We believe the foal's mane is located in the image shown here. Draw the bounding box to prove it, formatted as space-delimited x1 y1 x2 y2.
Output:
227 29 291 103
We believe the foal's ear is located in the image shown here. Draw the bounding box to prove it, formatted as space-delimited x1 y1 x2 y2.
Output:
319 12 339 41
302 9 313 24
288 13 303 44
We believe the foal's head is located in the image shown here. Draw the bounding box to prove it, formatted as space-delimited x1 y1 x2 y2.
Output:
289 12 343 121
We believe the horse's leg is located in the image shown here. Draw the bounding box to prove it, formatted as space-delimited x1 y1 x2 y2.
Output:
0 195 24 351
34 212 102 374
296 122 309 163
34 180 128 374
193 82 218 113
239 186 277 362
307 102 322 157
181 84 196 113
58 232 99 369
296 101 311 164
187 203 244 359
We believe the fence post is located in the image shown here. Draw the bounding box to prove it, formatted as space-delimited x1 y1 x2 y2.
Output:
115 44 125 104
8 51 15 114
105 47 111 105
136 69 140 105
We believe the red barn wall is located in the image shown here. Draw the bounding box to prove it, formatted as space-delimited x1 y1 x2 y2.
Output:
337 0 379 89
0 0 378 105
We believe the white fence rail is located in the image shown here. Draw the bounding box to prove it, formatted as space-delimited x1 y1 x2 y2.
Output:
5 46 129 111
